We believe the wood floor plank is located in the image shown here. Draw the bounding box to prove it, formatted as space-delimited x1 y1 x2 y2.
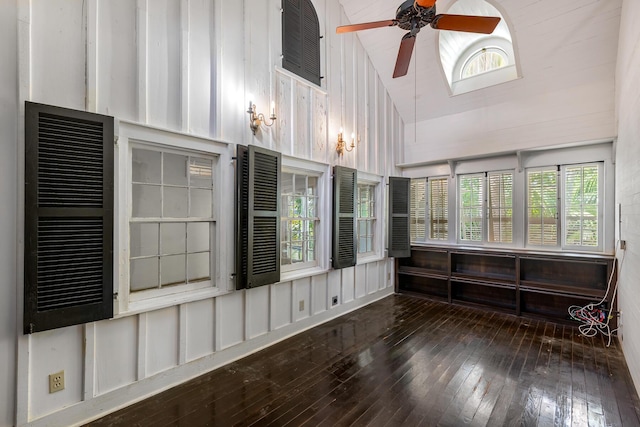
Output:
85 295 640 427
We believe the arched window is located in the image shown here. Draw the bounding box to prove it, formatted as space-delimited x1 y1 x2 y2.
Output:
461 47 508 79
282 0 321 86
438 0 518 95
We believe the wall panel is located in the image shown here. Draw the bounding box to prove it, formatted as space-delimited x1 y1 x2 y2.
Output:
272 281 293 330
97 0 137 120
95 316 138 395
216 291 245 350
146 307 179 376
29 326 84 420
31 0 86 110
246 286 270 339
186 299 215 362
147 0 182 130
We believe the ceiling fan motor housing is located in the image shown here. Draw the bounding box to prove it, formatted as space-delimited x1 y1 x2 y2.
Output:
395 0 435 30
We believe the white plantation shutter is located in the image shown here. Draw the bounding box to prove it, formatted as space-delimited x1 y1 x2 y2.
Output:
487 171 513 243
527 168 558 246
459 174 483 242
564 164 599 248
410 178 426 241
429 178 448 240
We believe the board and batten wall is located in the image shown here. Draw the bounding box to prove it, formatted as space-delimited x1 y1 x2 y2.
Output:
615 0 640 397
8 0 403 426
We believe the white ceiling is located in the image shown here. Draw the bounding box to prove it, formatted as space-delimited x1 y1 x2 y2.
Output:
337 0 622 126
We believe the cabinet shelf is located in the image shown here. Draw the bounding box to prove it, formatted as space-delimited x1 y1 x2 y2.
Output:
396 245 616 326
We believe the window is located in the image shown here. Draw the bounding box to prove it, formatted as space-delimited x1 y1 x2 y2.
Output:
459 174 484 242
459 171 513 244
410 178 426 242
564 164 601 249
357 183 376 254
527 168 558 246
487 171 513 243
130 147 216 294
461 47 508 79
281 172 319 271
429 178 449 240
282 0 321 86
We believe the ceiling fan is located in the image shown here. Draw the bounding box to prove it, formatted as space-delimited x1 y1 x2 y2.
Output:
336 0 501 78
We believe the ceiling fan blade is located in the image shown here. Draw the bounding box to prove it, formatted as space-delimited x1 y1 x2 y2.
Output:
431 14 501 34
336 20 398 34
393 33 416 78
415 0 436 7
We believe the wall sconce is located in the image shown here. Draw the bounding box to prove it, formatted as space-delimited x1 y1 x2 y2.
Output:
247 101 276 135
336 128 358 156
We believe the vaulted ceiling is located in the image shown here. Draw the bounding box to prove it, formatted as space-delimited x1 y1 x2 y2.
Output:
337 0 622 126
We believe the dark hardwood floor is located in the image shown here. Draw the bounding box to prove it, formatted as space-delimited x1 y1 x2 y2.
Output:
86 295 640 427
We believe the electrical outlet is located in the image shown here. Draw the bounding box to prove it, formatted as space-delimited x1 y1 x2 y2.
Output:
332 296 338 306
49 371 64 393
299 300 305 311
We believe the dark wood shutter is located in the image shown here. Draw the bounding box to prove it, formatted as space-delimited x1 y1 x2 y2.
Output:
236 145 281 289
332 166 356 269
282 0 321 86
24 102 114 334
388 177 411 258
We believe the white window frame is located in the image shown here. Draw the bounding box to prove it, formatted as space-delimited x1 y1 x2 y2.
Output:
561 162 604 252
280 156 330 281
357 172 384 263
114 121 232 315
428 176 450 242
525 166 559 248
457 170 515 246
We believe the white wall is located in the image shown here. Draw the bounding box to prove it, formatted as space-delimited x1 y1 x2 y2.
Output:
614 0 640 397
10 0 403 426
0 2 18 426
401 0 620 164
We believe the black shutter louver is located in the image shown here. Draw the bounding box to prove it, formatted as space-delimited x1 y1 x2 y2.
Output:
24 102 114 334
388 176 411 258
332 166 357 269
282 0 321 86
236 145 281 289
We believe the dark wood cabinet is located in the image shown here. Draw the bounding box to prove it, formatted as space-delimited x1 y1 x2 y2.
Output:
397 245 616 326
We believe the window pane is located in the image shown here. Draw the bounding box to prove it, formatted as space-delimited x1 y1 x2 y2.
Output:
161 255 186 286
281 242 292 265
429 178 448 240
132 149 161 184
462 48 508 79
188 252 210 282
527 169 557 246
294 174 307 195
281 172 318 269
161 223 186 255
189 158 213 188
488 172 513 243
130 223 159 257
131 258 159 291
564 164 599 247
459 175 483 242
191 188 213 218
164 187 189 218
163 153 188 186
132 184 161 217
187 222 209 253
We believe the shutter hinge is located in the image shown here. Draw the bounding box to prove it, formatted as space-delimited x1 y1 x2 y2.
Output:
113 292 118 300
319 35 323 39
114 136 119 145
29 323 34 334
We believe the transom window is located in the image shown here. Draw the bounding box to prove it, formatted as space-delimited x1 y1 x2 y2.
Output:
130 147 215 292
357 184 376 254
461 47 508 79
281 172 319 271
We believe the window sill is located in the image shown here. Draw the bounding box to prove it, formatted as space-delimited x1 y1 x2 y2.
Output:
116 286 232 318
357 253 385 265
279 266 329 283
